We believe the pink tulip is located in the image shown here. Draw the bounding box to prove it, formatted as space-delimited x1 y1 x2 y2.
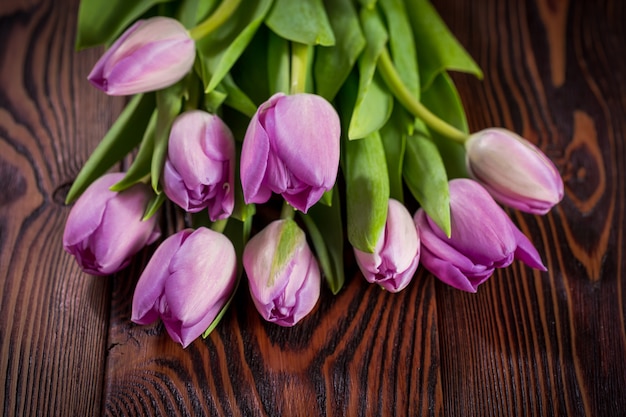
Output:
63 173 160 276
131 227 237 348
162 111 235 220
240 93 341 212
465 128 564 214
88 17 195 96
243 219 320 326
354 199 420 292
414 179 546 292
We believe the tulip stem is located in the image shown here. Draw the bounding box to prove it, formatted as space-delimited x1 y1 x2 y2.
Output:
188 0 242 41
281 202 296 220
211 219 228 233
377 48 469 145
290 42 309 95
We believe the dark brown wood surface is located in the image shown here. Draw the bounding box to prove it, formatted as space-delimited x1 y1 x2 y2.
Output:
1 0 625 415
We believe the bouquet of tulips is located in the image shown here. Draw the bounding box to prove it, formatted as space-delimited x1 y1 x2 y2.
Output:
63 0 564 348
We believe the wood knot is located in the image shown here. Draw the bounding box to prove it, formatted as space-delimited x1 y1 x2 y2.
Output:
0 157 26 206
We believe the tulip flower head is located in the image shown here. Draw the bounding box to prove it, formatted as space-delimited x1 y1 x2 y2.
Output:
465 128 564 215
88 17 195 96
414 179 546 292
243 219 321 326
354 199 420 292
162 110 235 221
131 227 237 348
240 93 341 213
63 173 160 276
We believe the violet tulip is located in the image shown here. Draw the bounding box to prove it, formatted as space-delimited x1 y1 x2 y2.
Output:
240 93 341 213
414 179 546 293
63 173 160 276
465 128 564 215
243 219 320 326
354 199 420 292
88 17 195 96
131 227 237 348
162 111 235 220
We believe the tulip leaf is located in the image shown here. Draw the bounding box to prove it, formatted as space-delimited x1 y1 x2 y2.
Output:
379 0 419 99
267 31 291 94
110 110 157 192
196 0 273 94
346 131 390 253
220 74 258 118
75 0 174 49
65 93 155 204
300 190 344 294
142 191 166 220
314 0 365 101
403 122 450 236
265 0 335 46
421 72 469 178
405 0 482 91
380 106 411 203
348 7 390 140
348 74 393 140
152 83 185 192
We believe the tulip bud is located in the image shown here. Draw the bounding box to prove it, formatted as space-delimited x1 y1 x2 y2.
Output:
414 178 546 292
240 93 341 213
131 227 237 348
243 219 320 326
88 17 195 96
465 128 564 215
354 199 420 292
63 173 160 276
162 111 235 220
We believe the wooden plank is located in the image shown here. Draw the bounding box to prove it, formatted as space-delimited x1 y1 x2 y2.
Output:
0 0 123 415
435 0 626 415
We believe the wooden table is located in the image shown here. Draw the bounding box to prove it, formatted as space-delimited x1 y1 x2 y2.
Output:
2 0 625 415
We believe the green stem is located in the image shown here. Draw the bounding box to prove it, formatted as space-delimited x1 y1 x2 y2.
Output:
290 42 309 95
211 218 229 233
377 48 468 144
280 202 296 220
188 0 242 41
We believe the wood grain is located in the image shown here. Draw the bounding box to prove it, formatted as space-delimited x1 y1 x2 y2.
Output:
1 0 625 416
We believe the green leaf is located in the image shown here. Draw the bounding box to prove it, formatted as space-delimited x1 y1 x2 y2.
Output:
420 72 469 178
110 110 157 192
265 0 335 46
142 191 166 220
220 74 258 118
196 0 274 93
300 189 344 294
65 93 155 204
403 121 450 236
379 0 419 99
267 31 291 94
406 0 482 91
314 0 365 100
75 0 173 49
380 106 411 202
151 83 185 192
348 8 390 140
345 131 390 252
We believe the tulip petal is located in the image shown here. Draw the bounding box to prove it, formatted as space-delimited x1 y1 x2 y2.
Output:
241 111 272 204
511 225 547 270
131 229 190 325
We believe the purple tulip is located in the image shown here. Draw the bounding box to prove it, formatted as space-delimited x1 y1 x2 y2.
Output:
414 179 546 292
354 199 420 292
88 17 195 96
465 128 564 215
162 111 235 220
63 173 160 276
131 227 237 348
243 219 320 326
240 93 341 213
